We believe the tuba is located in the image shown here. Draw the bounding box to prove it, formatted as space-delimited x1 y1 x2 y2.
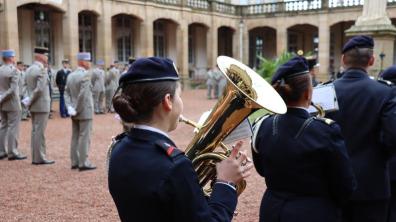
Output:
180 56 287 196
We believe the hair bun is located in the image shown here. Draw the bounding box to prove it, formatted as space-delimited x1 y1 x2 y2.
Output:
113 94 138 123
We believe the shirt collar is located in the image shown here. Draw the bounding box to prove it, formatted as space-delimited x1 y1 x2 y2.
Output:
77 66 87 72
34 61 44 68
287 106 309 112
133 124 169 138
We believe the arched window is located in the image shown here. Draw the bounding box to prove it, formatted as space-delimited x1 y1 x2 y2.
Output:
79 12 96 61
154 21 166 57
34 10 52 62
116 15 133 62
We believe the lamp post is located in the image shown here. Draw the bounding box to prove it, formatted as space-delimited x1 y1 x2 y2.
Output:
379 52 385 76
239 19 244 62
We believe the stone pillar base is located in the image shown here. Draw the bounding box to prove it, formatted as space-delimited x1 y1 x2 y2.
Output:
181 76 192 90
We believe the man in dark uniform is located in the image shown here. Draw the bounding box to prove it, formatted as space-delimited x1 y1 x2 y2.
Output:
378 66 396 222
327 35 396 222
55 59 71 118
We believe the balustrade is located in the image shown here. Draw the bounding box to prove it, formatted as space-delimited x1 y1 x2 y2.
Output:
129 0 396 16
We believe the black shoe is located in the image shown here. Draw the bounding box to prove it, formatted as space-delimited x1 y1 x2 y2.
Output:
79 165 97 171
32 159 55 165
0 154 8 160
8 154 27 161
71 165 78 170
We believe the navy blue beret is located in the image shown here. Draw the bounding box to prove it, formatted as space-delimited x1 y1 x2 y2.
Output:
306 57 317 70
271 56 309 84
380 65 396 83
342 35 374 54
119 57 179 86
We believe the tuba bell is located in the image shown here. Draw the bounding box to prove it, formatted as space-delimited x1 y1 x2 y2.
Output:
180 56 287 196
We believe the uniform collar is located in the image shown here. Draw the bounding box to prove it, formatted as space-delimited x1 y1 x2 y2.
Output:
128 127 176 147
34 61 44 68
286 107 310 118
133 124 169 138
342 68 369 79
77 66 87 72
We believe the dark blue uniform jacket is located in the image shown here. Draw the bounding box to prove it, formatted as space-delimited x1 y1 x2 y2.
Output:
327 68 396 200
108 128 237 222
253 108 356 222
387 85 396 181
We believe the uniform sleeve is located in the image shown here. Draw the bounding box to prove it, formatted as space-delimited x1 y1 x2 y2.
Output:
55 70 62 87
0 68 18 104
64 79 75 108
29 67 46 106
91 70 98 86
75 75 91 113
324 123 357 205
160 156 237 222
380 92 396 154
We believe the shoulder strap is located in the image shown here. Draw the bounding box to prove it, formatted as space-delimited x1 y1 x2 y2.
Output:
294 117 314 139
251 114 271 153
272 114 280 136
155 140 184 161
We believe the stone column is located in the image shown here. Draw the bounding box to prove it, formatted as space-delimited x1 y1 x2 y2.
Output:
207 25 218 69
62 0 79 68
318 15 330 82
1 0 19 59
276 24 287 56
140 20 153 57
242 25 249 65
177 21 189 89
52 12 64 67
346 0 396 76
97 0 112 66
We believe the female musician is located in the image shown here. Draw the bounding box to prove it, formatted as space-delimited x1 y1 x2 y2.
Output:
252 56 356 222
108 57 253 222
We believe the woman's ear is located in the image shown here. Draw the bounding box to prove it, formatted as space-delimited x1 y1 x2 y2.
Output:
162 93 173 112
368 55 375 67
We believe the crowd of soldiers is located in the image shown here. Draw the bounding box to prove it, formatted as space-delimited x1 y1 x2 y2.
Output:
206 66 227 100
0 46 133 171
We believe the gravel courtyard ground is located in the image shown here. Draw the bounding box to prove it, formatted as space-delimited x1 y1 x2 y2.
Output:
0 89 266 222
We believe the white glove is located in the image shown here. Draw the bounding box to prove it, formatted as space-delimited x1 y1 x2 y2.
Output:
67 106 77 116
21 97 31 107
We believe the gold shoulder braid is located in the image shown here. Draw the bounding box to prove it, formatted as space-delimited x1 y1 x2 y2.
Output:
106 133 127 173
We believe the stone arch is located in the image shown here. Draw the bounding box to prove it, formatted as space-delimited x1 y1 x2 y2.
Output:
16 0 66 12
248 26 277 68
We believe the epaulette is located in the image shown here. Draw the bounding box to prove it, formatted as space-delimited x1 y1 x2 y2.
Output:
313 117 335 125
377 79 394 87
155 140 183 159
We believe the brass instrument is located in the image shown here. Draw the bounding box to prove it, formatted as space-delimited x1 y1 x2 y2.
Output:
310 102 325 118
180 56 287 196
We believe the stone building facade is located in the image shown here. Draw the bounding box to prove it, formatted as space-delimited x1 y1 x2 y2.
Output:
1 0 396 82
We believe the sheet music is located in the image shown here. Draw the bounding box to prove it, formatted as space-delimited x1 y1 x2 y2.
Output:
194 110 252 144
308 83 339 113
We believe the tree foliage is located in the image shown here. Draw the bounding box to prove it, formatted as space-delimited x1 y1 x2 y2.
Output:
256 51 295 82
